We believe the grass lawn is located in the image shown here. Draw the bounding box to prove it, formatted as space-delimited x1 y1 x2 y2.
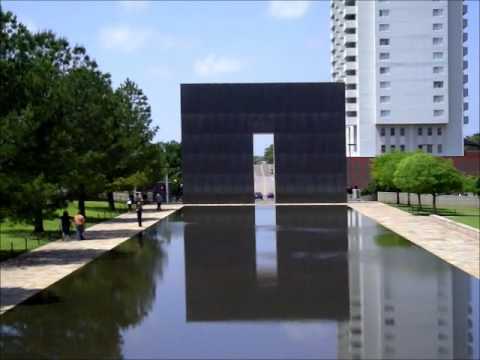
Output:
393 204 479 230
0 201 127 261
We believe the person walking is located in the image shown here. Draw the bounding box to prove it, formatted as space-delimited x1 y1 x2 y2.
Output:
60 211 73 241
135 200 143 227
73 212 86 240
155 192 162 211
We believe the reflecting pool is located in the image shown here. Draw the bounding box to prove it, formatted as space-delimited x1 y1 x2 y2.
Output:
0 206 478 359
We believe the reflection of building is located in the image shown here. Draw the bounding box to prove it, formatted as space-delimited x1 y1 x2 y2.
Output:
183 206 349 321
345 209 478 359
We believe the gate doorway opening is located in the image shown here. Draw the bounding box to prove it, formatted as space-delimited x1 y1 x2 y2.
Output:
253 134 275 203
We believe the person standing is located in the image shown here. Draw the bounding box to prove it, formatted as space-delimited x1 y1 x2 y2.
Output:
60 211 73 241
135 200 143 227
155 192 162 211
73 212 86 240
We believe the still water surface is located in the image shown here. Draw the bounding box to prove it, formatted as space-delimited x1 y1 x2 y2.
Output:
0 206 478 359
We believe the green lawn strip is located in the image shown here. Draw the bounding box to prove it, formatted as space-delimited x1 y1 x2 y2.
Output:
0 201 127 260
391 204 479 230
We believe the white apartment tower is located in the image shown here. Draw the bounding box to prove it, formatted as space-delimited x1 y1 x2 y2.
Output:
331 0 468 157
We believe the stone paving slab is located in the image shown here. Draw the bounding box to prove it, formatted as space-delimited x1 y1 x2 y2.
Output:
0 205 182 315
349 202 480 279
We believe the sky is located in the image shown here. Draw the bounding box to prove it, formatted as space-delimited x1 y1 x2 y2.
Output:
2 0 479 153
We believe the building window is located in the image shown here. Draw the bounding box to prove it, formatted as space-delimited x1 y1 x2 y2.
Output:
390 128 395 136
390 145 396 151
346 97 357 103
380 95 391 103
345 28 356 34
433 95 444 103
400 128 405 136
418 145 423 150
380 66 390 74
345 14 356 20
418 128 423 136
433 51 444 60
437 127 442 136
379 9 390 17
437 144 443 153
380 38 390 46
381 110 391 117
433 66 444 74
346 83 357 90
346 55 356 62
380 52 390 60
433 37 443 45
433 23 443 31
427 144 433 153
380 81 391 88
379 23 390 31
346 42 356 48
380 128 386 136
346 69 356 76
428 127 433 136
434 109 444 116
400 144 406 152
433 81 444 88
347 111 357 117
433 8 444 16
381 145 386 153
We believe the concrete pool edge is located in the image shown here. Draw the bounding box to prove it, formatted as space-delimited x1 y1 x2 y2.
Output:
0 204 183 316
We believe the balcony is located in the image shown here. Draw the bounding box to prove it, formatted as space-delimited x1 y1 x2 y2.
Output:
463 46 468 56
463 74 468 84
345 20 356 30
463 18 467 29
463 32 468 42
464 88 468 97
346 103 357 112
344 47 356 58
464 102 469 111
346 89 357 98
463 4 467 15
343 6 356 17
463 60 468 70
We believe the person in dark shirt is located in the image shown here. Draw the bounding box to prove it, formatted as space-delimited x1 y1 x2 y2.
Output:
60 211 73 241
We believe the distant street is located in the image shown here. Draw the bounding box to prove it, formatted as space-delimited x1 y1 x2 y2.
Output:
254 163 275 202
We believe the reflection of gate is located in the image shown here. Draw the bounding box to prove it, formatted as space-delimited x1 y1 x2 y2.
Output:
181 83 346 203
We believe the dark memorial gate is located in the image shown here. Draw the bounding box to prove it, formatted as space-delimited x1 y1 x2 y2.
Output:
181 83 346 203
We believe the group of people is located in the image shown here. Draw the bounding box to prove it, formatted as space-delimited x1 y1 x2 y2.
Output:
60 211 86 241
59 192 163 240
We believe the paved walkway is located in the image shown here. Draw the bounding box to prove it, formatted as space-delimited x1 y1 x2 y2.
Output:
0 205 183 315
349 202 480 278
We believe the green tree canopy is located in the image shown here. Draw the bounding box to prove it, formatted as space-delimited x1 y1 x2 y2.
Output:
264 144 274 164
371 151 411 204
393 152 464 212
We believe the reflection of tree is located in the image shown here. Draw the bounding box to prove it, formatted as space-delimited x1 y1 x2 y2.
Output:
375 232 410 247
0 233 167 359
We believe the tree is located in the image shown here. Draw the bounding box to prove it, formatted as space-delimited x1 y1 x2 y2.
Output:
264 144 274 164
371 151 411 204
463 175 480 196
394 152 464 212
464 133 480 151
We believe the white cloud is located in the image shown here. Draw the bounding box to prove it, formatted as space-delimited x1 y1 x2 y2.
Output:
99 26 152 52
268 1 311 19
194 54 245 77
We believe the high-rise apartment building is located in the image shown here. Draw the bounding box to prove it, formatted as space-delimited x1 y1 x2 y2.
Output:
331 0 468 157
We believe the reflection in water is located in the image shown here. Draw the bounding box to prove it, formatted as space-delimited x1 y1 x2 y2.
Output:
0 207 478 359
184 206 349 321
0 227 168 359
